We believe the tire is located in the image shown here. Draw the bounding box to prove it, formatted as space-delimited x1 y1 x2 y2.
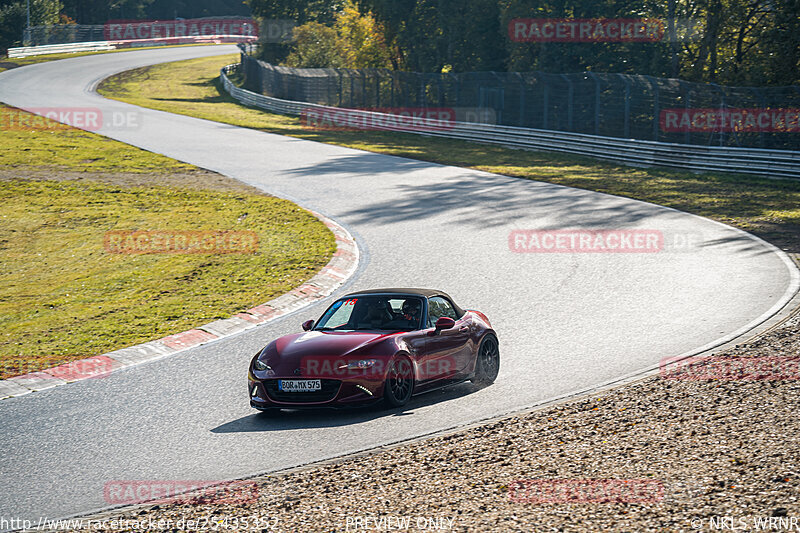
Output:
472 334 499 386
383 355 414 408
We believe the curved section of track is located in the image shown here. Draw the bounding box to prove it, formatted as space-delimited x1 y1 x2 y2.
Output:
0 45 797 523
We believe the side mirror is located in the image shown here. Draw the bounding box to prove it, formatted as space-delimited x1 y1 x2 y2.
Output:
302 320 314 331
434 317 455 331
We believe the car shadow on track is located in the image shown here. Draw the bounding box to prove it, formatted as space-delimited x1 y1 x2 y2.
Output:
210 381 484 433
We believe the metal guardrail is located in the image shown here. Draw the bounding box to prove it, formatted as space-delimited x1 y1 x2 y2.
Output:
8 41 116 58
8 35 255 59
224 63 797 179
241 54 800 152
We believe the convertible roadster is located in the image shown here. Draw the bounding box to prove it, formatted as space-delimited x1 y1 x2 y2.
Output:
248 288 499 411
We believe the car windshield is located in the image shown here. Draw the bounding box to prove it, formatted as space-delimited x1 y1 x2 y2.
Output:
314 295 424 332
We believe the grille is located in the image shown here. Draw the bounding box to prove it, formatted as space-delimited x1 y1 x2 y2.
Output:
263 379 341 403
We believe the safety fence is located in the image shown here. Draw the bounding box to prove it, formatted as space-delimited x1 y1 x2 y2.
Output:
21 17 257 47
240 53 800 152
223 62 800 179
8 35 252 58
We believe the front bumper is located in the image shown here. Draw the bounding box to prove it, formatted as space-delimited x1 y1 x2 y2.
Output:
248 373 383 409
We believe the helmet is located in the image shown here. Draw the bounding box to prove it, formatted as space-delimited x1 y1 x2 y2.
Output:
402 299 421 316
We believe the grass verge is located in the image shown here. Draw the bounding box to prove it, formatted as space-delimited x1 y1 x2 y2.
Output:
0 105 335 379
0 103 196 172
97 53 800 253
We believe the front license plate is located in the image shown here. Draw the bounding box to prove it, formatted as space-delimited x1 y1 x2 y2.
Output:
278 379 322 392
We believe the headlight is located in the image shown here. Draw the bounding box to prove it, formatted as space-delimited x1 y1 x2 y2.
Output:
339 359 378 370
254 359 270 372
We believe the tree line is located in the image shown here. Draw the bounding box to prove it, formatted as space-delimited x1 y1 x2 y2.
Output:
2 0 797 86
251 0 799 86
0 0 249 52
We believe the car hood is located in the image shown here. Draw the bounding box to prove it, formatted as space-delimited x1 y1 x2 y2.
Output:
271 331 399 364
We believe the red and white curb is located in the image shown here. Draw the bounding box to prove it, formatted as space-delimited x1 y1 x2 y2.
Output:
0 211 359 400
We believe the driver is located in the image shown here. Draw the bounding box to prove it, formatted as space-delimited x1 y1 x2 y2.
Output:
364 300 390 328
401 299 422 327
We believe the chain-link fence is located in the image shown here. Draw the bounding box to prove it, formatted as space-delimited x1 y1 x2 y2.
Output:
24 17 258 47
241 53 800 151
24 25 107 46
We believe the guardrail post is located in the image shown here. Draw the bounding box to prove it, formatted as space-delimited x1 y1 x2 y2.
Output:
375 72 381 108
338 71 343 107
543 76 549 130
257 58 265 96
515 73 526 128
391 71 397 108
362 70 367 108
560 74 574 131
350 72 355 108
619 74 631 138
645 75 660 141
752 87 765 149
453 73 461 109
712 83 727 147
489 71 504 124
679 80 691 145
587 72 600 135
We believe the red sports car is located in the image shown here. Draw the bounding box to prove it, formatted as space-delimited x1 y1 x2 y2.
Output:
248 288 499 411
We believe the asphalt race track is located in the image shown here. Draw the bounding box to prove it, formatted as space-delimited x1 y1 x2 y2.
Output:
0 45 797 524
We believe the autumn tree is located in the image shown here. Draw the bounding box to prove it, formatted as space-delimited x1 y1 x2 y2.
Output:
283 0 393 68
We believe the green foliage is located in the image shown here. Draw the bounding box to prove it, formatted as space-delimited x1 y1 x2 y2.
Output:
4 0 796 84
501 0 668 75
0 2 25 51
283 0 392 69
367 0 506 72
333 0 392 68
250 0 799 85
58 0 250 25
0 0 61 51
1 0 254 54
248 0 343 63
248 0 340 25
284 21 345 67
